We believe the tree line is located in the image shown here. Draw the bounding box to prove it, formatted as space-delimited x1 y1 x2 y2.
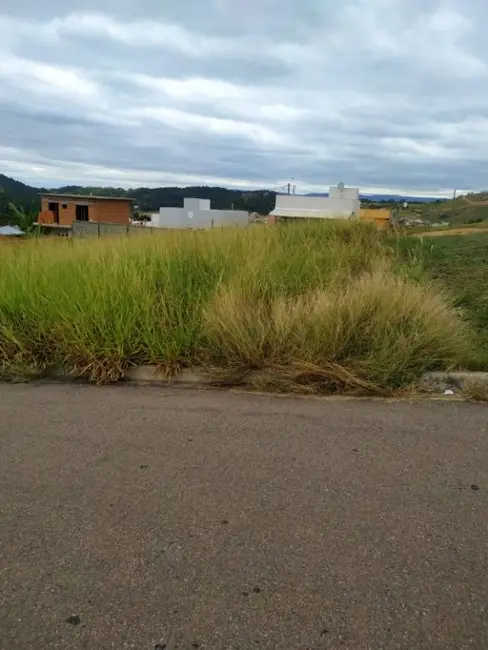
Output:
0 174 278 225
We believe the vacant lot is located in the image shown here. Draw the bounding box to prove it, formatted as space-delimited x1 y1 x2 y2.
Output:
397 232 488 367
0 221 473 391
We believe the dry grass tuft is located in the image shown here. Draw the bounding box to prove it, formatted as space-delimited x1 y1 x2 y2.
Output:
462 379 488 402
203 269 469 392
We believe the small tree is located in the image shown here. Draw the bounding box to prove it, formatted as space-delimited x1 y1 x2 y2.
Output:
8 202 38 233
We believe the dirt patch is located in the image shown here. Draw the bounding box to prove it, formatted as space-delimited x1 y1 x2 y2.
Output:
415 227 488 238
464 198 488 206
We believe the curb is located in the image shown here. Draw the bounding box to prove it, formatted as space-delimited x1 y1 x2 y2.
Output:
126 367 488 394
127 366 215 385
18 366 488 396
125 366 275 386
419 371 488 393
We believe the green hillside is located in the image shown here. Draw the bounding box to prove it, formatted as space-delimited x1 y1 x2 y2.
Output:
52 184 276 214
406 193 488 224
0 174 277 218
0 174 43 225
3 171 487 225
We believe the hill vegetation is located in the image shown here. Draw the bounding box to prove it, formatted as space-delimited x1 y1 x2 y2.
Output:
2 172 488 227
401 192 488 225
0 174 44 225
57 184 277 214
0 174 277 222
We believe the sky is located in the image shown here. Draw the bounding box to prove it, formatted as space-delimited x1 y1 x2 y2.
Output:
1 0 487 197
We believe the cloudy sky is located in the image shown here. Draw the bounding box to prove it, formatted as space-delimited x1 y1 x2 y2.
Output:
0 0 487 196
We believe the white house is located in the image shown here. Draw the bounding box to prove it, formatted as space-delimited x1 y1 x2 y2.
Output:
270 183 361 220
150 198 249 229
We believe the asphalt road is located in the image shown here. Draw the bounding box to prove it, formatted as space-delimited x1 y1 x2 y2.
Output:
1 384 488 650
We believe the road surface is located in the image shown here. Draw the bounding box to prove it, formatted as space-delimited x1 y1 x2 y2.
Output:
1 383 488 649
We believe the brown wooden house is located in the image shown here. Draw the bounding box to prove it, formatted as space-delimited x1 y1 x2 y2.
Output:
37 194 133 228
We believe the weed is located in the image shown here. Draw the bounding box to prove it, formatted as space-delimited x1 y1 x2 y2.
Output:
462 379 488 403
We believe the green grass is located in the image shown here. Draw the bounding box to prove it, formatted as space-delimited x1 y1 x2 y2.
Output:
399 195 488 226
395 232 488 368
0 221 475 391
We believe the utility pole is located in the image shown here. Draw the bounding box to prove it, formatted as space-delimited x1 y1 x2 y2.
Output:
453 189 457 201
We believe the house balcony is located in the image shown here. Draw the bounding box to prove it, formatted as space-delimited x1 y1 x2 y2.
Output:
36 211 71 229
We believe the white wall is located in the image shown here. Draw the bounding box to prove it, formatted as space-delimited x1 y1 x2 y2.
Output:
329 186 359 200
270 194 361 219
184 198 211 211
155 206 248 229
151 207 184 228
207 209 248 227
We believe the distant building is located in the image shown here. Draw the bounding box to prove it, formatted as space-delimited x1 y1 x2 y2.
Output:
37 193 133 229
0 225 25 241
269 184 361 221
359 208 392 228
151 198 248 229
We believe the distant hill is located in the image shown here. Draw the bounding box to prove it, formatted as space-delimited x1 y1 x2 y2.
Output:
307 192 446 204
362 194 446 204
0 174 279 218
26 182 277 215
0 174 44 225
4 173 482 226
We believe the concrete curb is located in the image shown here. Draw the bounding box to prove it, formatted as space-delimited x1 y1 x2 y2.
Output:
17 366 488 396
125 366 273 386
419 372 488 393
127 366 215 385
126 366 488 394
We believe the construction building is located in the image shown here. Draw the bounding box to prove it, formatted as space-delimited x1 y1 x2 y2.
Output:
37 194 133 229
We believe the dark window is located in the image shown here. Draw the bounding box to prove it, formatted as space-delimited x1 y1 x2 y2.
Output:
48 202 59 224
75 205 89 221
62 204 68 209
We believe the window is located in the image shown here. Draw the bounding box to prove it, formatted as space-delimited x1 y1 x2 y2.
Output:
48 201 59 224
75 205 89 221
62 204 68 209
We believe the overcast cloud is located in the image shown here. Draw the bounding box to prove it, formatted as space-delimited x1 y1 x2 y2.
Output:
1 0 488 195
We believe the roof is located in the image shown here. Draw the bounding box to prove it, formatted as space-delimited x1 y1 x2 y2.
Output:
0 225 25 236
270 208 357 218
40 193 133 202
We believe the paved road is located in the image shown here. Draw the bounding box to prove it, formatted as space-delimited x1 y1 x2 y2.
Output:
1 384 488 650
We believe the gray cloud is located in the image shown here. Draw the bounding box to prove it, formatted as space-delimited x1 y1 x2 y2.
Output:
1 0 488 195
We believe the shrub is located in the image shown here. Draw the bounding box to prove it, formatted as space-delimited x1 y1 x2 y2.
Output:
202 269 469 392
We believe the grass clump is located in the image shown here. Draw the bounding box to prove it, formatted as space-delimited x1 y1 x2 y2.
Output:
462 379 488 403
0 221 472 391
395 232 488 368
203 269 468 392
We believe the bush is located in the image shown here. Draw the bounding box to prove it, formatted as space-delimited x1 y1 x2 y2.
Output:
203 269 469 391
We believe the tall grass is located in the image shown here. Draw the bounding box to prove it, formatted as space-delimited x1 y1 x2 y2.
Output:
0 221 471 391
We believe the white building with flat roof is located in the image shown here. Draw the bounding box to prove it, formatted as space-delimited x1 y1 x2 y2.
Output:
270 184 361 220
151 198 249 229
